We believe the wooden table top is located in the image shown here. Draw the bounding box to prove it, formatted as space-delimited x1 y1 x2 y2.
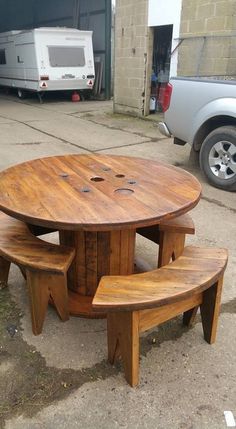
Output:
0 154 201 231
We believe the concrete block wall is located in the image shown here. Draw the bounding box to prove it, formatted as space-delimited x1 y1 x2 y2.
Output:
114 0 153 116
178 0 236 77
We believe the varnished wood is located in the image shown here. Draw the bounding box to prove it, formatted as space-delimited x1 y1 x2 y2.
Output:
0 212 75 273
200 277 223 344
139 294 202 333
137 213 195 268
0 212 75 334
92 246 228 386
27 271 69 335
0 155 201 231
0 155 201 318
183 306 199 326
137 213 195 242
159 214 195 234
93 247 228 312
68 292 105 319
59 228 135 317
158 231 186 267
107 312 139 387
0 256 10 289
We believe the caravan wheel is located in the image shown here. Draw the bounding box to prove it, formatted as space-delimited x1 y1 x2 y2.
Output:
17 89 27 99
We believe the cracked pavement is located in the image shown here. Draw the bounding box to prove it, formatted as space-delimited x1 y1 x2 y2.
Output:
0 91 235 429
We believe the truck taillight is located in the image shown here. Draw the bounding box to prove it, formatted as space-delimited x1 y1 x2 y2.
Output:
162 83 172 112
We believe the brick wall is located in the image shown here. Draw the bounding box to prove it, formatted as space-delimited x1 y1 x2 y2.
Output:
114 0 153 116
178 0 236 77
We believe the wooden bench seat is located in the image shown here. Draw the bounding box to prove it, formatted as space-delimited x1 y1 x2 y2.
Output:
92 246 228 386
0 212 75 335
136 213 195 267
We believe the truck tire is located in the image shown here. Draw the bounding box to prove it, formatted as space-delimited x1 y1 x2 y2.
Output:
17 89 27 99
199 126 236 191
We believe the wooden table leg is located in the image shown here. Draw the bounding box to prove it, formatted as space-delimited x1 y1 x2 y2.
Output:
59 229 136 318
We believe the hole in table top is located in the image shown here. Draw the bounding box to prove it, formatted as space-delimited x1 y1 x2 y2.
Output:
115 188 134 195
115 174 125 178
102 167 111 171
81 187 91 193
127 179 137 185
90 177 104 182
59 173 69 178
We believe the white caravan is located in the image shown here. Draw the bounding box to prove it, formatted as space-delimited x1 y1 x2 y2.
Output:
0 27 95 99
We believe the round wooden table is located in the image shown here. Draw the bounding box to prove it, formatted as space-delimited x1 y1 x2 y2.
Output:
0 154 201 317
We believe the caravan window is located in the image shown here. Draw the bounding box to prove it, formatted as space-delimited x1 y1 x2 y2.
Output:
48 46 85 67
0 49 6 65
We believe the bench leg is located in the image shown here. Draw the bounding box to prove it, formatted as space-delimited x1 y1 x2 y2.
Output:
26 271 69 335
0 257 10 289
49 274 69 322
200 276 223 344
158 231 185 268
107 311 139 387
183 306 199 327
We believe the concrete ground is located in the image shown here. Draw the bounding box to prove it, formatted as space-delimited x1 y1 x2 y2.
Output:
0 90 235 429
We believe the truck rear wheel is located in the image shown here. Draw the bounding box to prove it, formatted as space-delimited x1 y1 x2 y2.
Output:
17 89 27 99
199 126 236 191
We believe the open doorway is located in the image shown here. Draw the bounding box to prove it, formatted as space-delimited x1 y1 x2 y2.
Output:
150 24 173 113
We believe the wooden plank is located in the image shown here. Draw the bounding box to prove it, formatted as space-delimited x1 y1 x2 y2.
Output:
85 232 98 296
183 306 199 326
120 230 131 275
97 231 111 281
139 294 202 333
137 214 195 242
200 276 223 344
109 230 121 275
59 230 78 292
0 212 75 273
127 229 136 274
76 231 87 295
107 311 140 387
159 213 195 234
26 271 51 336
0 154 201 231
93 246 228 312
27 271 69 335
158 231 185 267
48 273 69 322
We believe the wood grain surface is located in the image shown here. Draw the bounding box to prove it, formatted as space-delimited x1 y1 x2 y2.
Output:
0 212 75 273
0 154 201 231
96 246 228 386
92 247 228 312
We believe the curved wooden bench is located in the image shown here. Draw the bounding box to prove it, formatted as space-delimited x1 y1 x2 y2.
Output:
136 213 195 267
0 212 75 335
92 246 228 386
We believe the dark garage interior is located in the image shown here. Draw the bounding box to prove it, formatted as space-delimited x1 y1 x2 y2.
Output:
0 0 112 98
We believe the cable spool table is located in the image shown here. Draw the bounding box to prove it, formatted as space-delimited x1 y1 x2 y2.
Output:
0 154 202 317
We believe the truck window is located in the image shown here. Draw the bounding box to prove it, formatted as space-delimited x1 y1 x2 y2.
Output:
48 46 85 67
0 49 6 65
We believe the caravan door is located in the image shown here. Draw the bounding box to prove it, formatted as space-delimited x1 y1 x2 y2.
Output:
15 45 26 92
15 38 39 94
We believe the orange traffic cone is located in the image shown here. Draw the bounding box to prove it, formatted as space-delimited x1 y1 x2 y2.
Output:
72 91 80 102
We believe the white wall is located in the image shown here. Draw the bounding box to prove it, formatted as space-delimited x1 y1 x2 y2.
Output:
148 0 182 77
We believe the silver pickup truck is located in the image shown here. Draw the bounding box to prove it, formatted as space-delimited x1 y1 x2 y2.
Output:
158 77 236 191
